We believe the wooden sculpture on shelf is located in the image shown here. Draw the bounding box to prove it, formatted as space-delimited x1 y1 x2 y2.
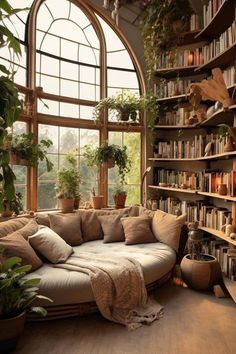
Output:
188 68 235 109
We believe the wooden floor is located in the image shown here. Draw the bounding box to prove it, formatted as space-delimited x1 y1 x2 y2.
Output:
14 282 236 354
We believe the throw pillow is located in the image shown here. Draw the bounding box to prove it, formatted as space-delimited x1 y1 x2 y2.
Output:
35 214 50 227
121 215 156 245
152 209 187 252
98 214 125 243
16 219 39 240
0 217 30 238
78 208 130 242
49 213 83 246
139 206 155 217
29 226 73 263
0 231 43 271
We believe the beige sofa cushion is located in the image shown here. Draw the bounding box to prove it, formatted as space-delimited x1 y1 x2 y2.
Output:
35 214 51 227
121 215 156 245
152 210 186 252
29 226 73 263
49 213 83 246
98 214 125 243
0 231 43 271
0 217 31 238
78 208 130 242
16 219 39 240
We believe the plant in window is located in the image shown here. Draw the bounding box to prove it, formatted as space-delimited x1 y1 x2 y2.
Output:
140 0 193 81
55 150 81 212
6 133 54 172
113 183 127 209
0 1 29 212
1 192 23 217
93 90 159 128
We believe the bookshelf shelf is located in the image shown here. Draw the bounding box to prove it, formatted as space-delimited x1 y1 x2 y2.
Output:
199 107 235 127
197 192 236 202
155 65 198 79
149 151 236 162
154 124 198 130
156 94 189 103
148 185 197 194
223 275 236 303
196 42 236 72
195 0 235 40
198 226 236 247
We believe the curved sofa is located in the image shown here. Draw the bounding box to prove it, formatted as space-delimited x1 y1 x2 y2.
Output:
0 206 187 320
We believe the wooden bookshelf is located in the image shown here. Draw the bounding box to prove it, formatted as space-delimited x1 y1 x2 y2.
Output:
155 65 198 79
195 0 235 40
197 192 236 202
149 151 236 162
148 185 197 194
156 94 189 103
199 106 235 127
223 275 236 303
154 124 198 129
198 226 236 247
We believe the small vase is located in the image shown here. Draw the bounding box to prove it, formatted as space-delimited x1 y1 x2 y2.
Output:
224 137 235 152
217 184 227 196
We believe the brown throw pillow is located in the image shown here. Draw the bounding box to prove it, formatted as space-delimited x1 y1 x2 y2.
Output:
98 215 125 243
29 226 73 264
35 214 50 227
16 219 39 240
152 209 186 252
0 231 43 271
121 215 156 245
78 208 130 242
49 213 83 246
0 217 30 238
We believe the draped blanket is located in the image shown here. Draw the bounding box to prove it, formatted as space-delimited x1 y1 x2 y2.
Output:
54 253 163 330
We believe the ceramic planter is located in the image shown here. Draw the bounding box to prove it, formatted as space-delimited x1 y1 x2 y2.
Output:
113 193 126 209
92 195 104 209
0 312 26 353
59 198 75 213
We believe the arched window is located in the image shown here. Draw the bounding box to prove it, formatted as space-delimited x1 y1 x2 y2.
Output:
2 0 144 210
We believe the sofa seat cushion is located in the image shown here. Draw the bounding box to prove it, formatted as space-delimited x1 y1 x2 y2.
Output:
25 240 176 306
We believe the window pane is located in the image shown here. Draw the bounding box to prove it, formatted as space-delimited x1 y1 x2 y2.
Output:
37 99 59 115
60 79 78 99
59 127 79 153
80 106 94 120
79 82 96 101
61 61 78 81
40 74 59 95
60 102 79 118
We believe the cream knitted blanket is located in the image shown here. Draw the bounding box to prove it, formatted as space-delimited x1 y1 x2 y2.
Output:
54 253 163 330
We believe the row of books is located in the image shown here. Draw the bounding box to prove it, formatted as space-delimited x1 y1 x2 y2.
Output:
155 79 193 98
157 197 200 222
157 107 192 126
222 64 236 87
153 134 228 159
202 240 236 280
202 0 225 28
202 20 236 63
153 167 236 196
156 48 204 69
190 14 202 31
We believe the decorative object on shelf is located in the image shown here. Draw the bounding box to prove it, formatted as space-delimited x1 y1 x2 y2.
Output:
223 216 236 238
113 184 127 209
139 0 193 81
217 183 227 196
6 133 54 171
218 124 236 152
0 251 52 353
189 68 236 109
55 151 81 213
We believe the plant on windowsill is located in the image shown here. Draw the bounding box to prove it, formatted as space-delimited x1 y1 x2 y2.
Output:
93 90 159 128
1 192 23 218
140 0 193 81
5 133 54 171
55 151 81 213
113 183 127 209
0 249 52 353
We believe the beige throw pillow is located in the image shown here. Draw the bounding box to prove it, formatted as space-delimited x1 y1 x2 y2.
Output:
121 215 156 245
29 226 73 263
152 209 186 252
0 231 43 271
0 217 30 238
98 215 125 243
16 219 39 240
49 213 83 246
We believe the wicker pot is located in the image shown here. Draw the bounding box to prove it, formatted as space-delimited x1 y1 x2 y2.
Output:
59 198 75 213
180 254 222 290
92 195 104 209
0 312 26 354
113 193 126 209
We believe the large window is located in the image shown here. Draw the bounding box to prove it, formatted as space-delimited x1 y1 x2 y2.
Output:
3 0 144 210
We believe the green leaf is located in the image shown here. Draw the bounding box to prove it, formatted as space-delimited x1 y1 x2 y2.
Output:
0 0 12 14
36 295 53 303
12 265 32 274
30 306 47 317
0 64 10 75
22 278 41 286
2 256 22 272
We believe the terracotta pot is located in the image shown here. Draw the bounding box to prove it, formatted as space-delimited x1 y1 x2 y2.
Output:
59 198 75 213
1 203 13 218
92 195 104 209
19 158 30 166
9 152 19 165
180 254 222 290
0 312 26 354
113 193 126 209
224 137 235 152
74 197 80 210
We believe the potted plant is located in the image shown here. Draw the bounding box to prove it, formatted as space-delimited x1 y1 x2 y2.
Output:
0 1 29 214
218 124 236 152
1 192 23 218
93 90 159 127
140 0 193 81
113 183 127 209
6 133 54 171
0 251 52 353
55 151 81 212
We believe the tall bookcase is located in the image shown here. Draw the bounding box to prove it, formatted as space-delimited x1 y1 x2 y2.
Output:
147 0 236 300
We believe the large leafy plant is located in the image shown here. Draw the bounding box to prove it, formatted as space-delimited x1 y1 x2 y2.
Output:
0 250 52 319
0 1 29 211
